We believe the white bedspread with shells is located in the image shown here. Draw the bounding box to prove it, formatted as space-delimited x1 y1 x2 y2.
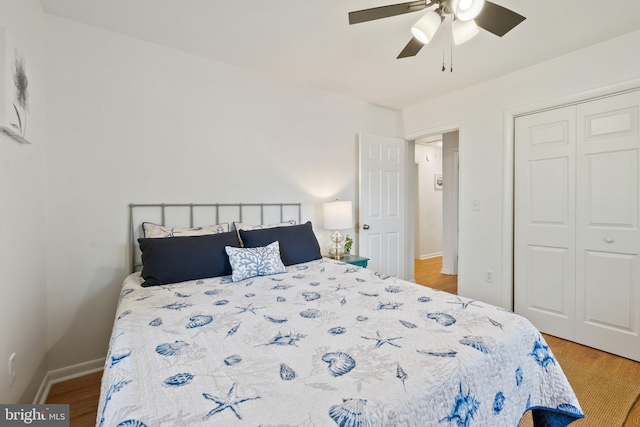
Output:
97 258 583 427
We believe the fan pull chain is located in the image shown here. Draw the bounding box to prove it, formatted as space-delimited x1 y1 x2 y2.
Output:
441 19 446 72
440 17 454 73
450 35 453 72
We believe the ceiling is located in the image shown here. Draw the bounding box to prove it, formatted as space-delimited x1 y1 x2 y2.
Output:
40 0 640 110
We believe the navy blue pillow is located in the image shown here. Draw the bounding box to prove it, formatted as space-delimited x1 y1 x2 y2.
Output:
239 221 322 266
138 231 241 287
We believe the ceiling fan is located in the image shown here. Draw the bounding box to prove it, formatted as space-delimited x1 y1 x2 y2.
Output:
348 0 525 59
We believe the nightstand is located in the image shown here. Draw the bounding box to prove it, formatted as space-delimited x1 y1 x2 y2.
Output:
327 255 369 268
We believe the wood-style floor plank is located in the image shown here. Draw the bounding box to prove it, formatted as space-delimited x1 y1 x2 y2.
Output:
45 258 640 426
45 371 102 427
414 257 457 294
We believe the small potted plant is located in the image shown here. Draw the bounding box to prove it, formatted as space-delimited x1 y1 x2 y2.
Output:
344 236 353 256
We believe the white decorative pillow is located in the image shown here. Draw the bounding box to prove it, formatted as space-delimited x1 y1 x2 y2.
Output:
225 241 286 282
143 222 229 238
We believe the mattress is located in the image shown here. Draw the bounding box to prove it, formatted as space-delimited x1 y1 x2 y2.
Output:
97 258 583 426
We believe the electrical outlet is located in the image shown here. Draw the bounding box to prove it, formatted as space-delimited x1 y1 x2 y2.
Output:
484 269 494 283
8 353 16 386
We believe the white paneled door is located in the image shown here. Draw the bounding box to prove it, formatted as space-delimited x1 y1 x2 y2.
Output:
514 106 577 340
515 90 640 361
358 133 406 279
575 92 640 361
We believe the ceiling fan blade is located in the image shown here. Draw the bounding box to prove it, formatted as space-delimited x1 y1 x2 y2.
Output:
475 1 525 37
349 1 428 25
397 37 424 58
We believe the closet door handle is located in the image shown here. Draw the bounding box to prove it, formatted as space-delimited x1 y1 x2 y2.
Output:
362 224 370 230
604 237 614 244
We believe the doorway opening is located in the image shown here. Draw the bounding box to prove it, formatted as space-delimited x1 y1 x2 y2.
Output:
413 131 459 293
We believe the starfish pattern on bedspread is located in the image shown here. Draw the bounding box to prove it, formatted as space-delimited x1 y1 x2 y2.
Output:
203 383 260 420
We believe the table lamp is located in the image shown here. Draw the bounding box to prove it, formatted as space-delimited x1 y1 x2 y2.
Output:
323 200 353 258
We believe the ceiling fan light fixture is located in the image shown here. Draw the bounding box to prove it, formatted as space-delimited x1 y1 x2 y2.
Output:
454 0 485 21
411 11 442 44
452 19 479 45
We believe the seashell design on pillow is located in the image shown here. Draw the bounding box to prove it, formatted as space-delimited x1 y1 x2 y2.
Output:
142 222 229 238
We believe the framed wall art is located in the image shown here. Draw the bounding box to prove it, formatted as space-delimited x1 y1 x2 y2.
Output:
0 27 31 144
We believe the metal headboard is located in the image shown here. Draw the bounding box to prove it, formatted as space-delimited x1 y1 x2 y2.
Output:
129 203 302 273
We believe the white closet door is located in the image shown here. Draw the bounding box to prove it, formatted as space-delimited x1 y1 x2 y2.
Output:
514 106 577 339
576 91 640 361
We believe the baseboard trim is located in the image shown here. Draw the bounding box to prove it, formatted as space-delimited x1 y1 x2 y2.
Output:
440 268 456 275
34 358 105 404
418 252 442 260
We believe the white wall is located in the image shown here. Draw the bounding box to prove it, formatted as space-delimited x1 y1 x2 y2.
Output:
44 16 400 370
441 131 459 275
403 29 640 308
0 0 47 403
414 144 442 259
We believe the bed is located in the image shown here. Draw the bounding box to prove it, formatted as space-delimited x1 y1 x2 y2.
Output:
97 203 583 427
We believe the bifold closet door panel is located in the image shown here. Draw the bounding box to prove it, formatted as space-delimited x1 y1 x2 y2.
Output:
514 105 577 340
575 91 640 362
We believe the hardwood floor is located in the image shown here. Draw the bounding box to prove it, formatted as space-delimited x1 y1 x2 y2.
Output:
414 256 457 293
45 259 640 426
544 334 640 426
45 371 102 427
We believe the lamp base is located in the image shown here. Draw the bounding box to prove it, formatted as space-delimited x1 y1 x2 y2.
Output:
328 230 345 258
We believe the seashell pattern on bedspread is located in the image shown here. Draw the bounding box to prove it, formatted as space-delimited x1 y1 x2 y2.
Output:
98 258 583 426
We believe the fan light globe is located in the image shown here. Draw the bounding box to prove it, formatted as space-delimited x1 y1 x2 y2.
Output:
411 11 442 44
455 0 485 21
452 19 479 45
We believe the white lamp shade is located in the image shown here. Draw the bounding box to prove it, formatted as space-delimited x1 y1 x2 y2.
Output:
452 19 479 45
411 11 442 44
323 200 353 230
454 0 485 21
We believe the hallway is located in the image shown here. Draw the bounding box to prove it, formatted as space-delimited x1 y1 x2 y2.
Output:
414 256 457 294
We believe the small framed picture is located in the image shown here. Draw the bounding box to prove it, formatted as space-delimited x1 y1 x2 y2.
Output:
434 174 443 190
